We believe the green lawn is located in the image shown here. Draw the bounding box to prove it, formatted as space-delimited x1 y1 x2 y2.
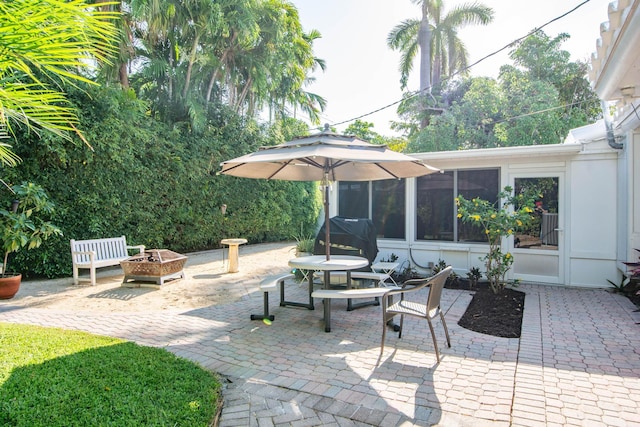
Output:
0 323 221 426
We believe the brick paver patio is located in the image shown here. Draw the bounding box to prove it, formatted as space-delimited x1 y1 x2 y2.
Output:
1 243 639 426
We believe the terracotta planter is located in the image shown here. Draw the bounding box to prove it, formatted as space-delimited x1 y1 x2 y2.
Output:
0 273 22 299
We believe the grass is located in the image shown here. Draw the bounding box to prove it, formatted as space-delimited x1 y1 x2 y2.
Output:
0 323 221 426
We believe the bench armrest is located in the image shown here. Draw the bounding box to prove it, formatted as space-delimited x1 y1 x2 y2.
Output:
127 245 145 254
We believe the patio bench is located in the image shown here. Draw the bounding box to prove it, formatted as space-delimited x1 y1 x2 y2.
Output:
250 273 296 321
312 285 402 332
313 271 391 287
312 287 396 300
70 236 145 286
313 270 394 310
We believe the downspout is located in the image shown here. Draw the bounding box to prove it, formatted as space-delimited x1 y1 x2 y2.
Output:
601 100 624 149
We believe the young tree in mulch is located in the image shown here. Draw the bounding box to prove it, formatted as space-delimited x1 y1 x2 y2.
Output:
455 186 538 338
456 186 538 293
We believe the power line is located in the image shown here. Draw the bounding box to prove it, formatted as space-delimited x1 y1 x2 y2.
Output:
328 0 593 129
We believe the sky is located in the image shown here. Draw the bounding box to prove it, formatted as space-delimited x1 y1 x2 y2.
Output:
291 0 611 136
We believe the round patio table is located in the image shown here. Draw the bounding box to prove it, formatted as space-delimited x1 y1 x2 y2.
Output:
288 255 368 332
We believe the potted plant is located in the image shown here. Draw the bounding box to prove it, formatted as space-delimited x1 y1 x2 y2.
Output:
0 182 62 299
294 234 315 257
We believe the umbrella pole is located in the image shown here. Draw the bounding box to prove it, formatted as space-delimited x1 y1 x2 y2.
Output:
324 181 330 260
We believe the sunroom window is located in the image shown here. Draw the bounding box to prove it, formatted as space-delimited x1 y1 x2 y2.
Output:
338 179 406 239
416 169 499 242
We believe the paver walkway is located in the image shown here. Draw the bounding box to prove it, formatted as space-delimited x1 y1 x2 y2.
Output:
1 243 639 426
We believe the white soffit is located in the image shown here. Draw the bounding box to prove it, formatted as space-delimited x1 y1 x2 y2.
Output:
589 0 640 102
414 144 582 163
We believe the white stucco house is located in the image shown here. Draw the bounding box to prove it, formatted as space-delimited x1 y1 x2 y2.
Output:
331 0 640 288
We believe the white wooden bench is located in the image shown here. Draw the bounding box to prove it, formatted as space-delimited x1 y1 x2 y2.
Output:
250 273 296 321
70 236 145 286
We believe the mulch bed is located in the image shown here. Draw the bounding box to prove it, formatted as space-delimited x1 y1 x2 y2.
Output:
447 279 640 338
446 279 525 338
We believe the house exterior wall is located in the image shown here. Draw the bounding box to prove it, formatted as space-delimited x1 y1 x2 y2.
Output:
567 153 618 287
629 129 640 263
331 142 621 288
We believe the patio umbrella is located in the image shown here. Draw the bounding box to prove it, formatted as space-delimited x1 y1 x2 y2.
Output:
219 125 439 259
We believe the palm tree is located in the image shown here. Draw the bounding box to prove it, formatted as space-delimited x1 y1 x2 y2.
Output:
388 0 494 94
0 0 118 165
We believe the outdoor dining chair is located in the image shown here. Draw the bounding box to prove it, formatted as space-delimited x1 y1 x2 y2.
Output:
380 266 453 363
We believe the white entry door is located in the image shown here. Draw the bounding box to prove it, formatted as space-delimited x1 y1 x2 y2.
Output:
510 175 564 284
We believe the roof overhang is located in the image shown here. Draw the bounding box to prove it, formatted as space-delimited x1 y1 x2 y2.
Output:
589 0 640 102
413 143 583 163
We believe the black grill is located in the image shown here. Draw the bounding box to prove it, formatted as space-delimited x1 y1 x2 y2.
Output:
313 216 378 269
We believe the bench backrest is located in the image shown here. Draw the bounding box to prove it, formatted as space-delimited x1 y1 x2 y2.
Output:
70 236 129 263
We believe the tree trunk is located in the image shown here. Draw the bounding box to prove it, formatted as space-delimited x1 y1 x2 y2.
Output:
119 62 129 88
183 34 201 99
418 5 432 96
418 3 432 129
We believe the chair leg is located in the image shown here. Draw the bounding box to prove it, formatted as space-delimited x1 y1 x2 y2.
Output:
398 315 404 338
427 318 441 363
378 312 393 359
440 311 451 348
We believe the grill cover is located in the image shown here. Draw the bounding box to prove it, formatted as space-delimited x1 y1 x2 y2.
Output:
313 216 378 268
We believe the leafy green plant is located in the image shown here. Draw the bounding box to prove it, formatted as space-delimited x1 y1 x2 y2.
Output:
432 259 448 274
294 234 315 255
0 182 62 275
456 186 537 293
466 266 482 288
607 274 628 293
380 253 399 263
395 262 420 283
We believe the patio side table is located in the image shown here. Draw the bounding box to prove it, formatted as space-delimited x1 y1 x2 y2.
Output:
221 238 247 273
372 261 400 286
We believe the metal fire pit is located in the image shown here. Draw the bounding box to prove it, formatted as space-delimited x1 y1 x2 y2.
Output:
120 249 187 288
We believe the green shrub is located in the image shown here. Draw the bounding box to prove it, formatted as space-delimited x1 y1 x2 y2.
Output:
5 85 320 278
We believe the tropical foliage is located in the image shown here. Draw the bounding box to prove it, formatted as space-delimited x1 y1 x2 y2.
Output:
0 183 61 275
404 31 600 151
0 0 118 163
456 186 537 293
103 0 326 129
388 0 494 93
2 84 321 278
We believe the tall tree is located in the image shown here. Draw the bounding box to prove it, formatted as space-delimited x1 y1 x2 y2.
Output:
507 31 600 128
121 0 326 129
388 0 494 93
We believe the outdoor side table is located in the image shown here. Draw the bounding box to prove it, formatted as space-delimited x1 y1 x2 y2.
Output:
221 238 247 273
372 261 400 286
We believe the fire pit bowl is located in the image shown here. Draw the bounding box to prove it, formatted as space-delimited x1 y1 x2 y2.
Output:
120 249 187 287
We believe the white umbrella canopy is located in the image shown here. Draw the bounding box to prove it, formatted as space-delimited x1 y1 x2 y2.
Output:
220 129 439 182
219 127 439 259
